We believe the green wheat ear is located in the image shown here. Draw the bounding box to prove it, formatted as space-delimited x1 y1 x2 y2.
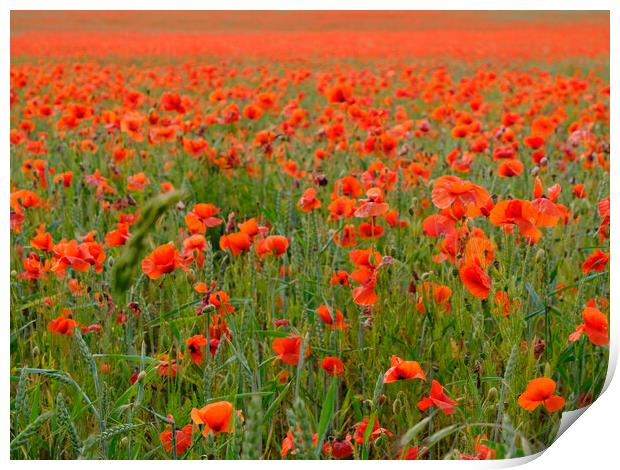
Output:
11 410 54 453
56 392 83 458
241 396 263 459
111 189 186 299
286 398 315 459
14 367 30 429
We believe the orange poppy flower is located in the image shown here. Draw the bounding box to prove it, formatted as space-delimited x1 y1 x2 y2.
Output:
191 401 234 436
321 356 345 377
333 175 362 198
464 231 494 268
569 306 609 346
459 262 491 299
105 223 130 247
48 309 78 336
330 270 350 286
416 282 452 314
185 203 222 234
431 175 490 217
327 82 353 104
219 231 252 255
422 214 456 238
352 280 378 306
50 239 91 273
417 380 457 414
316 304 347 330
489 199 542 244
573 183 587 198
141 243 187 280
120 112 145 142
272 335 310 365
493 291 517 317
460 434 495 460
297 187 321 212
581 249 609 273
322 435 354 459
383 355 426 384
358 222 384 239
53 171 73 188
159 92 186 113
328 196 355 221
518 378 565 412
354 187 389 218
160 423 193 455
30 224 53 251
255 235 289 259
333 224 357 247
497 159 524 177
353 417 393 444
187 334 208 364
18 252 50 280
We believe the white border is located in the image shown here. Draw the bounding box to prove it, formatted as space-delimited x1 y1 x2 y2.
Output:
3 2 616 468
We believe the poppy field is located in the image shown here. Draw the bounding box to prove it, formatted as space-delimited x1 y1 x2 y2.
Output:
9 11 610 460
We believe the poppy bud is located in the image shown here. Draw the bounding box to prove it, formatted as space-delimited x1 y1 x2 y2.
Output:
535 248 545 263
530 166 539 176
137 370 147 382
120 437 128 446
11 270 17 277
32 346 40 356
392 397 402 414
314 173 328 186
486 387 498 404
176 201 186 211
534 337 546 359
539 157 548 167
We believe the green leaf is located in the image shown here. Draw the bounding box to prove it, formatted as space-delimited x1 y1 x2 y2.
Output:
399 416 431 447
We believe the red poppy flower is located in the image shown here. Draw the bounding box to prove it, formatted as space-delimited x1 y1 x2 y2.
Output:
431 175 490 217
383 355 426 384
321 356 345 376
459 262 491 299
581 249 609 273
353 417 393 444
518 378 565 412
489 199 542 244
160 423 193 455
255 235 289 259
298 187 322 212
30 224 53 251
417 380 457 414
48 309 78 336
322 435 354 459
191 401 234 436
272 336 310 366
497 159 524 177
416 282 452 314
141 243 187 280
187 334 208 364
185 203 222 234
219 231 252 255
316 305 347 330
569 306 609 346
